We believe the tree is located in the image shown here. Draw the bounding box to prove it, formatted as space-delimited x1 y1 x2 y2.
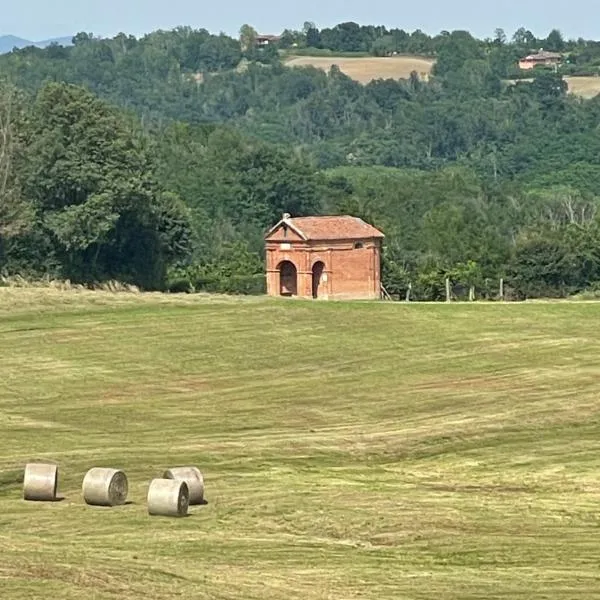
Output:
72 32 95 46
239 24 258 52
278 30 296 49
510 225 600 298
493 28 507 46
433 30 485 77
451 260 483 300
18 82 192 288
512 27 536 48
531 71 568 108
306 26 321 48
0 81 32 263
545 29 566 52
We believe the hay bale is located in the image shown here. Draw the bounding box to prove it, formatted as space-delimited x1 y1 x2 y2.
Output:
82 468 128 507
162 466 204 505
147 478 189 517
23 463 58 501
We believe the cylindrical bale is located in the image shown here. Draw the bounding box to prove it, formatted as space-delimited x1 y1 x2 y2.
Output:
162 466 204 505
82 467 128 507
23 463 58 501
147 478 189 517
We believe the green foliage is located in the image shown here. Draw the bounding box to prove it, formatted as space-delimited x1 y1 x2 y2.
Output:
2 22 600 298
433 31 484 77
3 82 195 289
0 80 33 266
156 123 324 262
167 240 265 294
44 193 119 251
510 223 600 298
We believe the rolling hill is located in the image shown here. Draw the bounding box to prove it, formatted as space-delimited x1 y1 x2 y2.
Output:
1 287 599 599
0 34 73 54
0 35 32 53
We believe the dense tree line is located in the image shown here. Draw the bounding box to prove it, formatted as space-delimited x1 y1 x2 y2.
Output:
2 23 600 299
278 22 600 75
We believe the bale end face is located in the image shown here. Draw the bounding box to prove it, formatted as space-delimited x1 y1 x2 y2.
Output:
162 466 204 505
23 463 58 502
82 468 128 507
147 478 189 517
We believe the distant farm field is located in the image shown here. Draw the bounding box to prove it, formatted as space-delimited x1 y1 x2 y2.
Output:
2 288 600 599
285 55 435 83
507 76 600 99
562 76 600 98
286 56 600 98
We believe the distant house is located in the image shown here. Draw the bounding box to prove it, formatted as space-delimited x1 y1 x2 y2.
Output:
264 213 385 300
256 34 281 47
519 49 563 70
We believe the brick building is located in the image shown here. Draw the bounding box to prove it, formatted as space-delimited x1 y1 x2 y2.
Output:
264 214 385 300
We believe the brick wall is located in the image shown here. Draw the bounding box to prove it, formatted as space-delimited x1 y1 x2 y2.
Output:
265 238 381 300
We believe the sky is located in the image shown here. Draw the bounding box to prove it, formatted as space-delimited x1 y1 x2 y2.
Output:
3 0 599 42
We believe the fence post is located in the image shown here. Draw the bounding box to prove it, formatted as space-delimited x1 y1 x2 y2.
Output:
469 286 475 302
405 282 412 302
499 278 504 302
445 277 451 302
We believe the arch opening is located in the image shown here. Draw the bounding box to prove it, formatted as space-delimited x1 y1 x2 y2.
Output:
278 261 297 296
312 261 325 299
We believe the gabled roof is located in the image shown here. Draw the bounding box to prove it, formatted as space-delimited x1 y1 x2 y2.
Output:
265 214 385 241
256 34 281 41
521 50 563 61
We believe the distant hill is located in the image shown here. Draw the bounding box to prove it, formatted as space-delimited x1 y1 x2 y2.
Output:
0 36 32 53
37 36 74 49
0 35 73 54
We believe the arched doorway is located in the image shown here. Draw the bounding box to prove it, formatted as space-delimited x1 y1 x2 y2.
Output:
279 261 297 296
312 261 325 299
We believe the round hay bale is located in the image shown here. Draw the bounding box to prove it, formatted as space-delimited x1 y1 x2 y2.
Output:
162 466 204 505
23 463 58 501
82 468 128 507
147 478 189 517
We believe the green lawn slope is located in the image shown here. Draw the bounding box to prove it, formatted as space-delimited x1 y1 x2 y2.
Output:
1 288 599 599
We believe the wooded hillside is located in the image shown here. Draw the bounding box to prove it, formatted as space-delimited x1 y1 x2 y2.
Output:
2 23 600 299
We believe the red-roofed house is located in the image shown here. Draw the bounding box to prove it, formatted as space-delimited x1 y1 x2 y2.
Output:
518 49 563 70
264 213 385 300
256 34 281 46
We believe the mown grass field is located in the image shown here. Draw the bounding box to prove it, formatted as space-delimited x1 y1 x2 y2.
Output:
285 55 435 84
1 288 600 599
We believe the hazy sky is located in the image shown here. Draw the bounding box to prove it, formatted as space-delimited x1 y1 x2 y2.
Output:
3 0 599 42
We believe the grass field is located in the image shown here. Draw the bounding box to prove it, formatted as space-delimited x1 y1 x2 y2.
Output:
1 288 600 599
285 55 435 84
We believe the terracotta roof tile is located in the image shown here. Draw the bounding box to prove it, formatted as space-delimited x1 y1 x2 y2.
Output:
272 215 384 240
522 50 562 61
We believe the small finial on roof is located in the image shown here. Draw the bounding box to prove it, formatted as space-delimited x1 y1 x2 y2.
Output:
282 212 291 221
